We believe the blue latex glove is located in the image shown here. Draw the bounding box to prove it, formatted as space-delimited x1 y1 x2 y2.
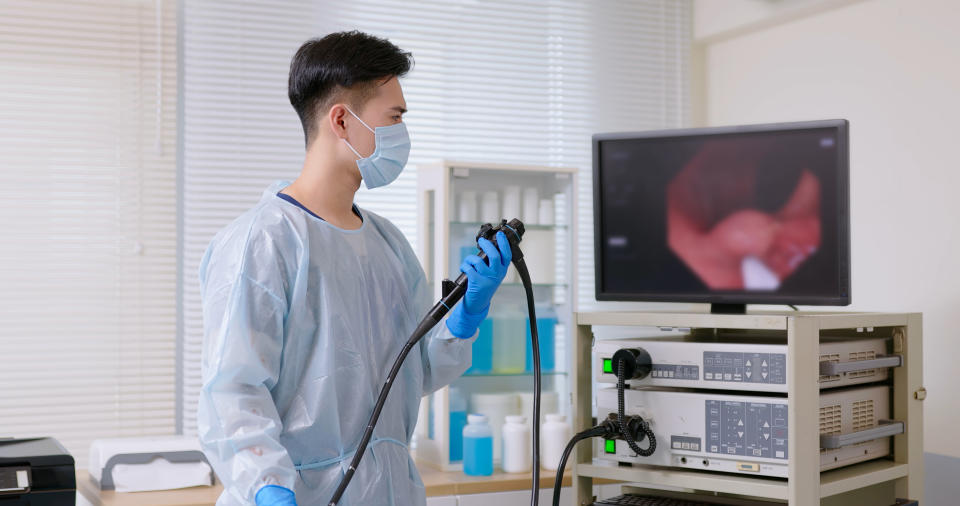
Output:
446 231 512 338
256 485 297 506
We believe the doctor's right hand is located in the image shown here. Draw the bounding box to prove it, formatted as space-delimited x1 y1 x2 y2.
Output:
256 485 297 506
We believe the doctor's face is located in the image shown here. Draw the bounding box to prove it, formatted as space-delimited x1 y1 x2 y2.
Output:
345 77 407 158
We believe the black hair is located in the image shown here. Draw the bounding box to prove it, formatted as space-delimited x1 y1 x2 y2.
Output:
288 31 413 148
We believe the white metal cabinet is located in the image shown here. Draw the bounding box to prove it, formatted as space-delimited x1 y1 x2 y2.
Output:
426 496 458 506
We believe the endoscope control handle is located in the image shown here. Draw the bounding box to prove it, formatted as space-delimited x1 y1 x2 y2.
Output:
428 219 526 323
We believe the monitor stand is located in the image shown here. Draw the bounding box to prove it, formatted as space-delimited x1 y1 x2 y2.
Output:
710 303 746 314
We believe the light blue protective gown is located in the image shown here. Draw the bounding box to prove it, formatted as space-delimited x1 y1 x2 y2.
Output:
198 181 475 506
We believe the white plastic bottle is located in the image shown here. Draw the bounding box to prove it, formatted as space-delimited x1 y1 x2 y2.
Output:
458 191 478 222
501 415 532 473
541 414 572 471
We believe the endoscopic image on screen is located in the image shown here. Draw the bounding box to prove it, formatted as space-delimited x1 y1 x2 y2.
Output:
667 138 821 291
598 127 842 299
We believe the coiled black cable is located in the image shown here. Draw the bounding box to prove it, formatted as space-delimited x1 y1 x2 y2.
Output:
617 360 656 457
549 356 657 506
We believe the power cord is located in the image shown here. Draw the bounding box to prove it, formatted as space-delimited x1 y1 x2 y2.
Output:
550 351 659 506
550 412 657 506
551 420 618 506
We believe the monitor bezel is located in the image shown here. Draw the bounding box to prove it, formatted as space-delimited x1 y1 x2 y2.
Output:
592 119 851 306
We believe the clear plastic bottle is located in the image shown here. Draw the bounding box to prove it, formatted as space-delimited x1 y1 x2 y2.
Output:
462 414 494 476
541 414 571 471
448 388 468 462
501 415 532 473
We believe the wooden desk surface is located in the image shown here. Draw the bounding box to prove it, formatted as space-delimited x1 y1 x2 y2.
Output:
77 465 577 504
77 470 223 506
418 463 571 497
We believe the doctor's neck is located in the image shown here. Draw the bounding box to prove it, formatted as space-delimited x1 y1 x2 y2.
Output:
283 135 362 228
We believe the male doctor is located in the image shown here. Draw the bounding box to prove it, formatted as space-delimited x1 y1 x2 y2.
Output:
198 31 512 506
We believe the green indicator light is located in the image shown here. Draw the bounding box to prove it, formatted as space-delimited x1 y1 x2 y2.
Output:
603 358 613 373
604 439 616 454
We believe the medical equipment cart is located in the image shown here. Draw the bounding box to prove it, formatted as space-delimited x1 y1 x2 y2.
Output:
572 311 924 505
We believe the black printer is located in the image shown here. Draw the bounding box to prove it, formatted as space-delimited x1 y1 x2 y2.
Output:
0 438 75 505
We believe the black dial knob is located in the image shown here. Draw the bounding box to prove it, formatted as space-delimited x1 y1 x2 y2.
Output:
612 347 652 380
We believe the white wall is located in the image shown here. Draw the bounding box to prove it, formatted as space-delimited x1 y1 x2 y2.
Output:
696 0 960 458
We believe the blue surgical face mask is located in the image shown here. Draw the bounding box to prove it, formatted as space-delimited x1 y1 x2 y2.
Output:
342 107 410 189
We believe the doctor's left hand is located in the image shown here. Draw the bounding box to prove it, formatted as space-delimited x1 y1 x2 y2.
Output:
461 231 512 315
256 485 297 506
446 231 512 339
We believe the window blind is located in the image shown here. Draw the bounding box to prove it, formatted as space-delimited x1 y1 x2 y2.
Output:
180 0 690 435
0 0 179 467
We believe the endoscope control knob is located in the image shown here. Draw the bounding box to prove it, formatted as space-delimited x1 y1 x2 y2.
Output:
442 279 456 298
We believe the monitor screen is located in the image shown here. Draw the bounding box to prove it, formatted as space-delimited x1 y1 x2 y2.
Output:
593 120 850 306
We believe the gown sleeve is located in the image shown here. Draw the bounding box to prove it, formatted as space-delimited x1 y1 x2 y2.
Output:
197 238 298 503
403 247 477 396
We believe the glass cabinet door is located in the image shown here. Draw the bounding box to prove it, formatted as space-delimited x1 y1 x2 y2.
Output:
416 162 576 470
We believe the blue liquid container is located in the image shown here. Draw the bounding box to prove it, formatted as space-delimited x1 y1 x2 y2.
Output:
462 414 494 476
525 305 557 372
465 318 493 374
460 245 478 262
449 388 467 462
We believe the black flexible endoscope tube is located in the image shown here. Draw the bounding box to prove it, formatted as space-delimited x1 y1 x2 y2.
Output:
514 257 540 506
328 220 533 505
327 317 436 505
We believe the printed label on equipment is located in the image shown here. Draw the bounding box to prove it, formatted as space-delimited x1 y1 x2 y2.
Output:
651 364 699 380
670 435 702 452
703 351 786 384
705 400 788 460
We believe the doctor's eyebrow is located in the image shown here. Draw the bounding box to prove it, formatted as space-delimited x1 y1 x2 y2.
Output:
391 106 407 114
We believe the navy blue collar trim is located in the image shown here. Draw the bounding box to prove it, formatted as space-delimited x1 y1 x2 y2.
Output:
276 192 362 223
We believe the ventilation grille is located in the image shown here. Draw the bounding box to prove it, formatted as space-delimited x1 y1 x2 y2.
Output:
848 351 878 378
819 404 842 435
819 354 841 382
819 404 842 454
852 399 876 431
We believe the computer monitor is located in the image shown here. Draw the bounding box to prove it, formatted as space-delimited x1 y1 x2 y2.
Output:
593 119 850 312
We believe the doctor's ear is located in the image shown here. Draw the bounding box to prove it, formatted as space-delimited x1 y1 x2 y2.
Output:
328 104 349 139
